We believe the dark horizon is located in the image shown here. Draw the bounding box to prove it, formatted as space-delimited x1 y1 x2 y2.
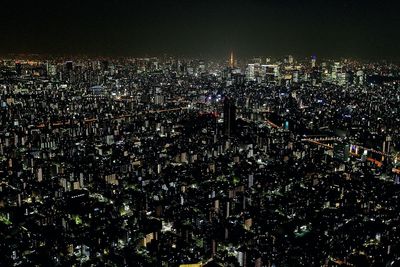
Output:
1 0 400 60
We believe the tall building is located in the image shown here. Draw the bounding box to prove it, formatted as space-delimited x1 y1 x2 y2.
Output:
198 60 206 73
245 64 255 81
15 62 22 76
331 62 342 82
251 57 262 64
65 61 73 72
383 135 392 154
356 70 365 85
285 55 294 64
46 62 57 77
311 55 317 68
223 96 236 137
333 143 350 162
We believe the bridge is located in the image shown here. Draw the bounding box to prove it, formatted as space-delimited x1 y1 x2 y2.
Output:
248 114 400 175
35 106 190 129
302 137 400 174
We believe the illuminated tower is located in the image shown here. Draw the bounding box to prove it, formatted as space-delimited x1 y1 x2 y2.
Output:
229 51 234 68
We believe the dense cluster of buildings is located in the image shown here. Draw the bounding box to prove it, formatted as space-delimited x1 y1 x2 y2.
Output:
0 55 399 266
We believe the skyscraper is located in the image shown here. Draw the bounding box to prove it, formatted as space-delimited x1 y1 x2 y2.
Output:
65 61 73 72
285 55 294 64
333 143 350 162
311 55 317 68
245 64 255 81
15 62 22 76
223 96 236 137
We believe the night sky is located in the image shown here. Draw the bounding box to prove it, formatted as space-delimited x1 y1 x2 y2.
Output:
1 0 400 60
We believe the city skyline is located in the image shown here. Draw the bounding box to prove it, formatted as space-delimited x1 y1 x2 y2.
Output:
1 55 399 266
